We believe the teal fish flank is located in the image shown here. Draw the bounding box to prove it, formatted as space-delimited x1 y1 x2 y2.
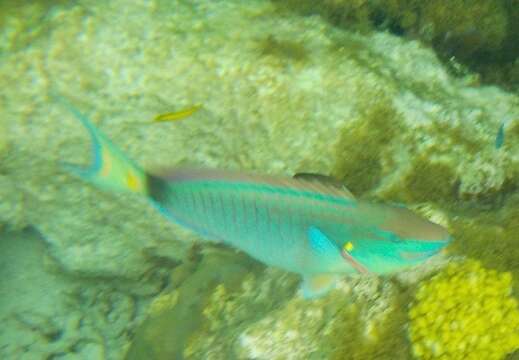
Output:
60 100 452 298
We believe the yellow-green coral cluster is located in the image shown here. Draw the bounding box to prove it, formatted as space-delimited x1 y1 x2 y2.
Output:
408 260 519 360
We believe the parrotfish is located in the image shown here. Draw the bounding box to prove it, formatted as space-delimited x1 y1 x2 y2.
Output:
60 99 451 298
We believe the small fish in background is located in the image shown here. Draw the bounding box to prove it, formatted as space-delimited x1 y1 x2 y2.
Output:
153 104 202 123
58 97 452 299
495 122 505 149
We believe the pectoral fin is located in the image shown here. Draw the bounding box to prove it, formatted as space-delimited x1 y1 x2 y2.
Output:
308 226 339 256
300 273 339 299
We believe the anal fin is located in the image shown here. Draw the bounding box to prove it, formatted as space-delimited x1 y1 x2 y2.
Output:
300 273 339 299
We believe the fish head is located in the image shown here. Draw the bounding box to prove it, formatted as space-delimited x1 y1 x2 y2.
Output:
339 205 452 274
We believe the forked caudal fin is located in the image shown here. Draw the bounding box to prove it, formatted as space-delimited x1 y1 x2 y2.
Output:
55 95 148 195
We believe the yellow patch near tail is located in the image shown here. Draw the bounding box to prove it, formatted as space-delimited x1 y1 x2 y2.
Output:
59 96 148 196
126 171 143 193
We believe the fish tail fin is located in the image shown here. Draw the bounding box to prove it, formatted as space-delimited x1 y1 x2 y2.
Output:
57 96 148 195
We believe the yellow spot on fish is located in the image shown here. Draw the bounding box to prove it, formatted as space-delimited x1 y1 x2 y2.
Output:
344 242 354 252
153 104 202 122
126 171 140 192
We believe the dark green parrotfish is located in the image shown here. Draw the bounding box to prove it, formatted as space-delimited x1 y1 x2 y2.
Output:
60 100 451 298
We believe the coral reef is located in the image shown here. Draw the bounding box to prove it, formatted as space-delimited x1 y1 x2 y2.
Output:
0 229 142 359
174 269 409 360
326 290 412 360
0 0 517 282
409 260 519 359
0 0 65 54
332 93 404 195
1 0 519 359
235 275 404 359
184 268 298 359
125 247 267 360
272 0 519 91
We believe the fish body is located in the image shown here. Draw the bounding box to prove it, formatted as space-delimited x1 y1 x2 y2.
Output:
153 104 202 122
147 169 449 277
60 99 451 298
148 168 359 275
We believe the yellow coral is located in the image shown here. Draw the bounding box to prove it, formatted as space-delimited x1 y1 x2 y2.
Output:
408 260 519 360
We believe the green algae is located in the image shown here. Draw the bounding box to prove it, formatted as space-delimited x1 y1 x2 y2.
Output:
507 119 519 143
332 95 404 195
400 156 457 205
449 193 519 292
326 292 412 360
183 268 298 359
256 34 309 63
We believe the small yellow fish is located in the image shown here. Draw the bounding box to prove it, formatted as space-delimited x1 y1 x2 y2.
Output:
153 104 202 122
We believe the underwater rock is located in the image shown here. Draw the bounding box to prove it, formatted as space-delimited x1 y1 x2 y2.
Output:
155 264 409 360
1 1 519 358
0 0 65 54
273 0 519 90
0 229 140 359
0 175 28 231
233 275 400 359
125 247 266 360
183 268 298 359
0 0 517 282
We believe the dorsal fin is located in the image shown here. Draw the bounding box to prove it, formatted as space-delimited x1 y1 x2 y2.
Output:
293 172 355 199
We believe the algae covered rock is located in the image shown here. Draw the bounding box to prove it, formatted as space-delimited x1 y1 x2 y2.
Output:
273 0 519 90
173 270 413 359
2 0 518 282
1 1 519 358
0 230 140 360
125 247 268 360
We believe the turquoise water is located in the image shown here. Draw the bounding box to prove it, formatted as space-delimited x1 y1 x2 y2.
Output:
1 1 518 359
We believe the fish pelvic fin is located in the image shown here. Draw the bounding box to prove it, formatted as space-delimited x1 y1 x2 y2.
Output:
57 96 148 195
300 273 340 299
